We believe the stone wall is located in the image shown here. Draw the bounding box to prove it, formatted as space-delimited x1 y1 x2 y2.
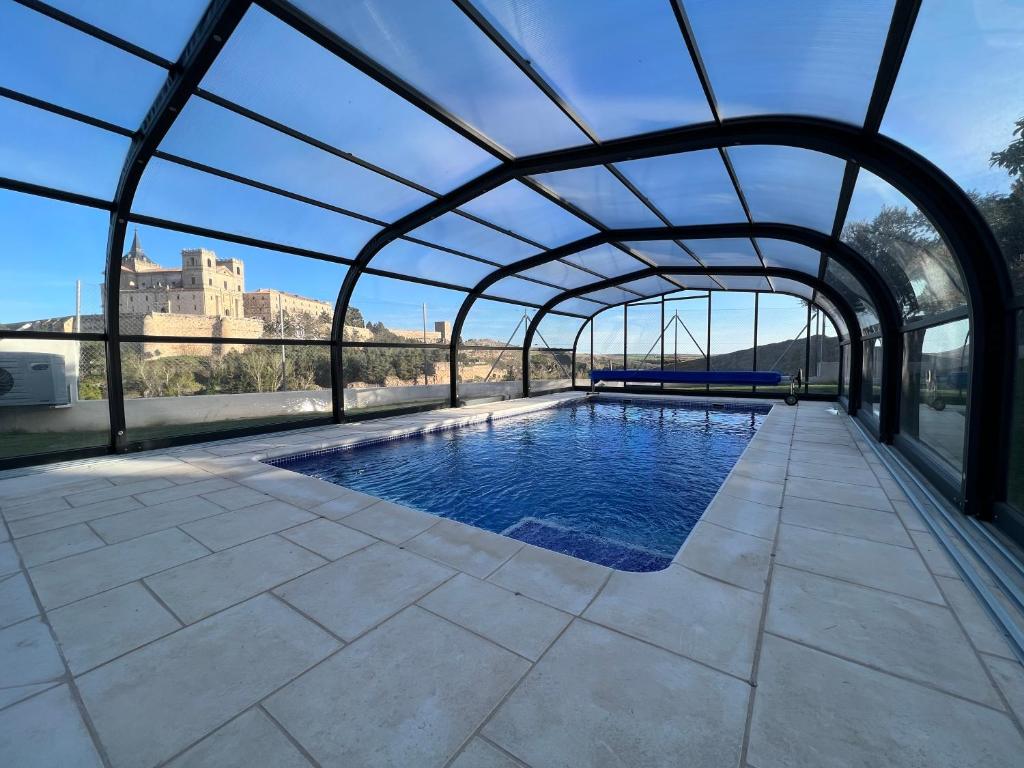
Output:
126 313 264 357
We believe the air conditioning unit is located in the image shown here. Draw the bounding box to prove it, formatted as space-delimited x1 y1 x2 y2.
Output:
0 352 70 407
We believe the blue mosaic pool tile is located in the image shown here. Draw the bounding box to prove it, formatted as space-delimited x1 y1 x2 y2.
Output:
503 518 672 573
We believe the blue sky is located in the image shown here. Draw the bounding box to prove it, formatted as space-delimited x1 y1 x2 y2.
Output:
2 1 1018 342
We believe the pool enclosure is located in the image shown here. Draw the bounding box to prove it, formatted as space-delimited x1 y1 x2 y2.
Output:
0 0 1022 543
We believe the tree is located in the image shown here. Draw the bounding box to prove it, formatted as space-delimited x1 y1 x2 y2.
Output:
986 115 1024 290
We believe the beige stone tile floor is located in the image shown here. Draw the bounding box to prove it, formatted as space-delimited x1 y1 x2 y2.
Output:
1 392 1023 767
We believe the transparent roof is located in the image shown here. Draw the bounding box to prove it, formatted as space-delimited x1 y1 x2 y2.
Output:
1 0 1008 355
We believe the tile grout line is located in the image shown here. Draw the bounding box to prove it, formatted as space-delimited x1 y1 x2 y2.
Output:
0 514 116 768
738 405 793 767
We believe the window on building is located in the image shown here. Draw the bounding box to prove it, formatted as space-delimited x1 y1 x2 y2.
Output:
208 279 212 286
236 267 240 275
206 258 211 267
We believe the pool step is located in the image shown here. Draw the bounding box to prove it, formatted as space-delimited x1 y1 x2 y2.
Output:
502 517 671 573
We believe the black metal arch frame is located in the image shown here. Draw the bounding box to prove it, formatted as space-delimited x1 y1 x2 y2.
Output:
0 0 1014 525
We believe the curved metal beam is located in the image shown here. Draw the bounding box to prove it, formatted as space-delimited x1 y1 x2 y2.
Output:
447 223 899 416
102 0 251 451
518 267 864 405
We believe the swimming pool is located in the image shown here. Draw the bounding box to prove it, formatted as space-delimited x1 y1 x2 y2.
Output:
273 398 768 571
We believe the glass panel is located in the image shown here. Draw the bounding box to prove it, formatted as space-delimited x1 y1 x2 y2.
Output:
1 2 166 128
626 301 663 372
808 306 840 395
202 7 497 192
757 239 822 273
550 297 606 317
348 275 464 344
901 318 970 473
625 241 701 268
714 275 772 291
881 0 1024 295
528 349 573 393
593 306 625 373
46 0 211 61
0 190 108 332
0 98 129 198
564 244 648 277
132 158 381 256
756 293 808 391
531 166 663 228
458 181 596 246
686 0 895 124
519 260 597 290
373 240 493 288
662 292 710 390
573 319 593 385
534 314 586 349
161 98 432 222
844 169 967 321
0 337 109 459
290 0 587 155
616 150 745 224
710 292 755 374
684 238 762 267
863 338 884 419
458 346 523 403
825 259 880 335
815 292 850 342
121 341 331 442
1009 312 1024 508
344 346 450 414
769 278 814 300
461 299 533 347
472 0 711 139
485 277 560 305
728 145 845 233
119 224 346 340
619 276 678 298
583 286 641 305
408 212 538 265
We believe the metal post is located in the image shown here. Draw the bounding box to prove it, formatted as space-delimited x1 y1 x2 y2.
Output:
622 303 628 372
804 302 812 395
752 292 759 393
660 297 666 382
279 293 287 391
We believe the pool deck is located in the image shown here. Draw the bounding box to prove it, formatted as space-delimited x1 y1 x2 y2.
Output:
1 392 1023 767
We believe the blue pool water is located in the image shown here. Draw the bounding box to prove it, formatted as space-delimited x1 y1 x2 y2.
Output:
274 399 768 571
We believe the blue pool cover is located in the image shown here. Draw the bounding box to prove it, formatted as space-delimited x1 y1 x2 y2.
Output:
591 369 783 385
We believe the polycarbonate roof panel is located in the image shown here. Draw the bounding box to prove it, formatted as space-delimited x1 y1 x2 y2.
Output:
674 275 721 291
470 0 712 139
563 244 647 278
486 276 561 304
615 150 745 225
408 212 538 265
757 239 822 274
133 158 381 257
685 0 895 125
1 3 167 128
728 146 845 233
372 240 493 288
582 286 642 305
457 180 596 247
519 260 599 290
713 275 772 292
530 166 663 228
813 292 849 340
620 276 679 298
0 99 129 198
880 1 1024 296
625 241 701 268
551 296 607 317
844 169 967 321
161 98 432 222
684 238 762 267
825 258 880 334
770 277 815 300
290 0 588 155
201 7 497 193
45 0 211 61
